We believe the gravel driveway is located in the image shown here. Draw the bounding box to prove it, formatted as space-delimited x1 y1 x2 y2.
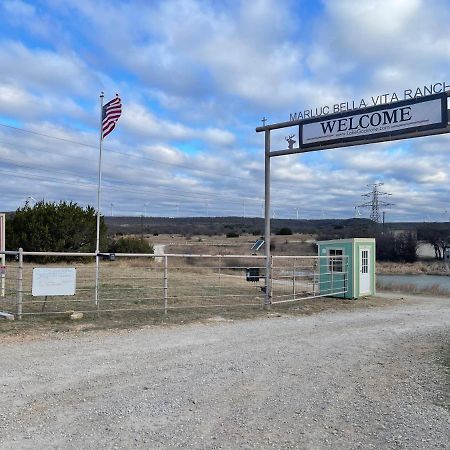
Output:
1 295 449 449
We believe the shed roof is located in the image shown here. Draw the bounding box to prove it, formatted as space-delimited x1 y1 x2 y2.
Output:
316 238 376 245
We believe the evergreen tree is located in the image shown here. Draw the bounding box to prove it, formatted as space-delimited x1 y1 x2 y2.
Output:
6 201 107 254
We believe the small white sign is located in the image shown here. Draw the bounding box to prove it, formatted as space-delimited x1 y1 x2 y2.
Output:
32 268 76 297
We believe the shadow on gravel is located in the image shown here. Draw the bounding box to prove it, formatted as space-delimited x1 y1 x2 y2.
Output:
437 343 450 411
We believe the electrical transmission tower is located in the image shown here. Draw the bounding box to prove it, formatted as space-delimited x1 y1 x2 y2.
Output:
358 183 393 223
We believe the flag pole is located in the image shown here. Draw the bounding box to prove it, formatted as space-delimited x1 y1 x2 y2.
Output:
95 92 104 306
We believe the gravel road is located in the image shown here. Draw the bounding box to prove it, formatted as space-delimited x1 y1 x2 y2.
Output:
1 295 449 449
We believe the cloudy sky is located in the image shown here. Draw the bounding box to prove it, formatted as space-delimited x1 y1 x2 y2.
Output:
1 0 449 221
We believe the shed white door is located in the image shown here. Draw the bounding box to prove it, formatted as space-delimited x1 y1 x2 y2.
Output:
359 248 371 294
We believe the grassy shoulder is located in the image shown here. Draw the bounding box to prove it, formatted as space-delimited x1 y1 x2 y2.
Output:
377 260 449 275
0 295 404 341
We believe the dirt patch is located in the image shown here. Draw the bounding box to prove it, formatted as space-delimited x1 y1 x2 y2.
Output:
0 294 405 341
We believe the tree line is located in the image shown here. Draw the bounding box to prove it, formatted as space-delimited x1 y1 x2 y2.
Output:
6 201 152 259
5 201 449 262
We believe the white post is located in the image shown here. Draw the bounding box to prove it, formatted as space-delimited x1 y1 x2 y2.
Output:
292 261 296 300
0 213 5 297
163 256 168 314
16 248 23 320
95 92 104 305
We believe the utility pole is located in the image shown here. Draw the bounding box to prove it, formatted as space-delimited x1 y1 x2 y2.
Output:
358 183 393 223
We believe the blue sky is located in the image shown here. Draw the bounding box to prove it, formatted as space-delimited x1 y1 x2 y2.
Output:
1 0 450 221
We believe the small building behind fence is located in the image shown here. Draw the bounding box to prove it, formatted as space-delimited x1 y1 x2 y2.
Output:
316 238 376 299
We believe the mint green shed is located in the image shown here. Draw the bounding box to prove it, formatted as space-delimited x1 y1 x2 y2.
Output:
316 238 376 299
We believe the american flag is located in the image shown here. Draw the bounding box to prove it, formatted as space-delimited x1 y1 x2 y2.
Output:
102 95 122 139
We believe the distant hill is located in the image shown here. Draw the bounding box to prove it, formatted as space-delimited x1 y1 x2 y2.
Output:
105 216 377 237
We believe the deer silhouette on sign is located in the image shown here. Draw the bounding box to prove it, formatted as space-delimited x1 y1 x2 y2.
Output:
285 134 296 150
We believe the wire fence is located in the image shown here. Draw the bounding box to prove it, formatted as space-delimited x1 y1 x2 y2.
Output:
0 250 348 320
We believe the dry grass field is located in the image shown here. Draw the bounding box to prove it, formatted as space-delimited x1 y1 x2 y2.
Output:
377 260 450 275
142 232 317 256
0 238 386 337
2 233 448 336
0 254 318 321
0 259 265 314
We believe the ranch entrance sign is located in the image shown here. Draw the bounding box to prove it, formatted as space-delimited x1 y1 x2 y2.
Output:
256 90 450 308
300 93 448 149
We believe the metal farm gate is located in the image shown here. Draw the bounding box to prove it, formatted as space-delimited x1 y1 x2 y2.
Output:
0 250 348 320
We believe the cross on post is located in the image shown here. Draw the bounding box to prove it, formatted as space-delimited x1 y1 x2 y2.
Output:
261 117 267 126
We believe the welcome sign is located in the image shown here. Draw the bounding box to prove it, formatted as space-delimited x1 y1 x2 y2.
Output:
299 93 448 149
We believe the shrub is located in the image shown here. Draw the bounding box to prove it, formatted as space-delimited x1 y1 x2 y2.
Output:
226 232 240 238
276 227 293 235
376 232 417 262
109 237 153 254
6 200 107 261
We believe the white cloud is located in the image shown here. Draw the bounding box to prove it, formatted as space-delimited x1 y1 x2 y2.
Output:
319 0 450 95
0 41 98 95
1 0 55 39
121 102 235 146
0 83 87 121
1 0 450 220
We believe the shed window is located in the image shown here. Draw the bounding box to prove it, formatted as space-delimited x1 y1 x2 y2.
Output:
328 249 343 273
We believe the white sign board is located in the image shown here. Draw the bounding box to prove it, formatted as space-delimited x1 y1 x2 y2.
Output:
300 93 448 149
32 268 76 297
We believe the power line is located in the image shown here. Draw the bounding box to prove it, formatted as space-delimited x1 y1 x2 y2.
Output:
0 122 374 218
0 150 375 219
0 122 254 181
0 124 319 195
0 156 271 210
0 154 265 204
0 157 337 214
